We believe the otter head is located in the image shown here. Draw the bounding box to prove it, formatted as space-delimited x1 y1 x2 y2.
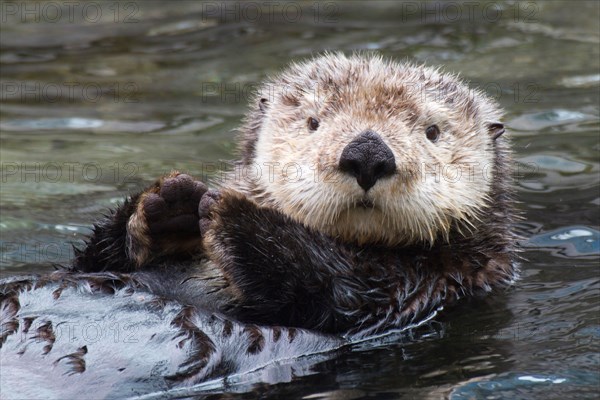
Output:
239 53 508 246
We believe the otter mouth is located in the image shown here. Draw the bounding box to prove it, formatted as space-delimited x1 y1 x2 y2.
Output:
353 198 375 209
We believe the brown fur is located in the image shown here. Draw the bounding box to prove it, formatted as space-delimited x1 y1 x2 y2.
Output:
0 56 520 395
71 53 518 336
119 53 512 261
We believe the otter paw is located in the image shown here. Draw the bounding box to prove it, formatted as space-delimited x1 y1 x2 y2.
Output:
144 174 207 237
198 189 221 236
126 173 210 267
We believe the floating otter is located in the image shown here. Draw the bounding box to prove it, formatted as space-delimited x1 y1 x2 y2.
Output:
1 54 518 394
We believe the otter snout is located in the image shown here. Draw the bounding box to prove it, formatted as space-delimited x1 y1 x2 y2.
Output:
338 131 396 191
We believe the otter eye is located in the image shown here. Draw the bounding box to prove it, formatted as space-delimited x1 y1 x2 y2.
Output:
425 125 440 142
307 117 320 131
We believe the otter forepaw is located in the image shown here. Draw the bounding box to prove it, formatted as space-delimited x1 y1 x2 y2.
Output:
127 172 208 267
145 174 207 236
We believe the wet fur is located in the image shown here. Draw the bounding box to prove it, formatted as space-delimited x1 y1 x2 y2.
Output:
1 272 341 397
2 54 519 391
72 54 518 337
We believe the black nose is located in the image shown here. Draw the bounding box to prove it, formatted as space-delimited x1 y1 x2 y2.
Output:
338 130 396 191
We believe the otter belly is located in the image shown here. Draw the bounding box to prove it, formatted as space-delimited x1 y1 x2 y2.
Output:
0 273 343 398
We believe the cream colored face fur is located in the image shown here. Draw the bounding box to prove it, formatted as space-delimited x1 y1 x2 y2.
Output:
242 54 504 246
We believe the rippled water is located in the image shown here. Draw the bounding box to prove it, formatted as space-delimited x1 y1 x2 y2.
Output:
1 1 598 398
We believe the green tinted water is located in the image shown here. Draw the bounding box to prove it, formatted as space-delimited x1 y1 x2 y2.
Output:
1 1 598 398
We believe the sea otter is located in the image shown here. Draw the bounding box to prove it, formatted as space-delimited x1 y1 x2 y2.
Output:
1 54 518 394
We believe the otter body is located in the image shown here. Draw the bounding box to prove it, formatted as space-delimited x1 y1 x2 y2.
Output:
1 54 518 394
0 272 343 397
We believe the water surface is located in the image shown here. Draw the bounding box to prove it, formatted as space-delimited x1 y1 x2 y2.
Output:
1 1 598 398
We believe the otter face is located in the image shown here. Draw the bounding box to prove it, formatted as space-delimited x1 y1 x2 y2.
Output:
245 54 507 246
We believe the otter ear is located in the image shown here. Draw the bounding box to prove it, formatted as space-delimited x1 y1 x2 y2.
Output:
258 98 269 113
488 123 505 140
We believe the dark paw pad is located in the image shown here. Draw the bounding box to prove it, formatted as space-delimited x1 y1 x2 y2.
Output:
144 174 208 237
160 174 206 203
